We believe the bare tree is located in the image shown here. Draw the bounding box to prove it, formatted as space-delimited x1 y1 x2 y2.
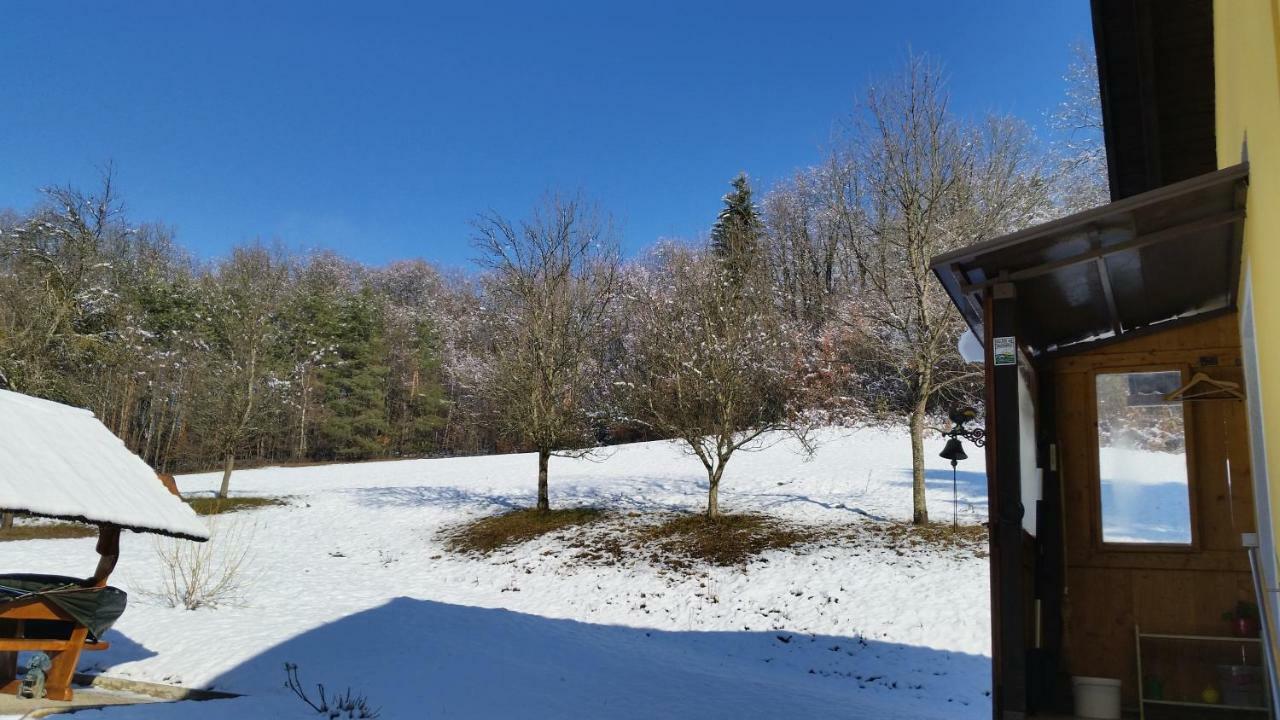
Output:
0 170 130 401
1051 41 1109 213
469 195 620 512
435 272 496 456
193 245 290 499
620 244 807 519
761 157 860 330
842 55 1052 524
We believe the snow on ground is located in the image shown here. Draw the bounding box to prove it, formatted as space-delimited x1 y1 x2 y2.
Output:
1099 446 1193 543
2 426 991 719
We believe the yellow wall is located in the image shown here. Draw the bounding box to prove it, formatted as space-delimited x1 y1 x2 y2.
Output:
1216 0 1280 560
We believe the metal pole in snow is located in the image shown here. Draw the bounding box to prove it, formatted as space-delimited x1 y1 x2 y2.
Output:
952 460 958 530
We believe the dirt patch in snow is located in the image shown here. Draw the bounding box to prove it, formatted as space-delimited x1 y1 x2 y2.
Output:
185 496 287 516
883 521 988 554
443 510 817 569
442 508 986 573
853 521 988 556
0 521 97 541
639 513 818 569
445 507 607 553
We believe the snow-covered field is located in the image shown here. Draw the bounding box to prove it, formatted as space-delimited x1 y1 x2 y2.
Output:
3 427 991 719
1099 446 1193 543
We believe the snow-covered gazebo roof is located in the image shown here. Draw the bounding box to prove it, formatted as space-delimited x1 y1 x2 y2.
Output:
0 389 210 541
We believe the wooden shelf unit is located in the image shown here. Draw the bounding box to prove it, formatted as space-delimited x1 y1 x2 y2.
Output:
1135 626 1272 719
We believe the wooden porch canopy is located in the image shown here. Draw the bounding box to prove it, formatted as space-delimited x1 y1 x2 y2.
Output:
931 163 1248 358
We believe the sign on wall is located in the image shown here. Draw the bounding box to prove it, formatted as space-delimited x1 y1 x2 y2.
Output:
993 337 1017 366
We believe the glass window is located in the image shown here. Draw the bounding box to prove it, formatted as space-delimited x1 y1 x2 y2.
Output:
1095 370 1192 544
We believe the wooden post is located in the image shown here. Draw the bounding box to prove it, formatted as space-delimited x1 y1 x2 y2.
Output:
42 624 88 701
45 524 120 700
986 283 1027 720
0 624 13 689
1031 366 1066 712
90 524 121 588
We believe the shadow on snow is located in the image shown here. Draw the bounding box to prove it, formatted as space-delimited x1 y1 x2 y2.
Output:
345 480 721 515
342 475 949 522
883 468 988 499
71 630 158 675
104 598 991 720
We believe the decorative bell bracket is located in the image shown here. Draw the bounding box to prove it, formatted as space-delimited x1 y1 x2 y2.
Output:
939 407 984 528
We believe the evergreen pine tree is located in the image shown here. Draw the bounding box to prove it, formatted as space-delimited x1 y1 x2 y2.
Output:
395 318 447 454
709 173 763 284
280 277 341 460
315 290 391 460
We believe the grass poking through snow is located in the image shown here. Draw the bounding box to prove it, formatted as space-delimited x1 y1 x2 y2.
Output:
440 506 987 572
0 496 285 542
643 513 817 568
884 521 988 549
446 507 606 553
186 496 286 516
0 522 97 541
841 520 989 558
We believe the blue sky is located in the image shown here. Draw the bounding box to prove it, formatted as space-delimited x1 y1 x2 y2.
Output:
1 1 1091 269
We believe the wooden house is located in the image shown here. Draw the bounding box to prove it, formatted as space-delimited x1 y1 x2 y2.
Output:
931 1 1280 717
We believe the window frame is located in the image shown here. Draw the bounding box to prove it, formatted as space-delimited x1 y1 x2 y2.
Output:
1088 364 1200 552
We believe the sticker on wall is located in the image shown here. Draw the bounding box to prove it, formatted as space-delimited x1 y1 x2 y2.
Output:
993 337 1017 366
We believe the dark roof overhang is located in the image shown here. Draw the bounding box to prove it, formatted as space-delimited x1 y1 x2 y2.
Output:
930 163 1248 359
1091 0 1217 200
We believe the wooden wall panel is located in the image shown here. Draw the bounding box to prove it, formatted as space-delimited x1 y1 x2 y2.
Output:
1057 371 1094 561
1048 313 1256 707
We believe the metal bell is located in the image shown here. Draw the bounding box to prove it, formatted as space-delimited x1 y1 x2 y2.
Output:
940 437 968 463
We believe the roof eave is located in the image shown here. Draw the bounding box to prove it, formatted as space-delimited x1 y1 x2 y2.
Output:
930 163 1249 358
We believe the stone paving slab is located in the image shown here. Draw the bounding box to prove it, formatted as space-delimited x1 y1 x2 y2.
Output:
0 686 160 717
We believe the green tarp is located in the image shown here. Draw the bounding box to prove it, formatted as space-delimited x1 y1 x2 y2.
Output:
0 574 127 642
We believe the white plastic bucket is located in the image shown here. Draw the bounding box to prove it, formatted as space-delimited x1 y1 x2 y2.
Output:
1072 676 1122 719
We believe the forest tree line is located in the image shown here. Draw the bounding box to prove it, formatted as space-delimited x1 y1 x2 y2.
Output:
0 52 1103 522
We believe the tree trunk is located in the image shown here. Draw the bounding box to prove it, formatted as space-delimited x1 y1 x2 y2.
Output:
909 399 929 525
297 375 308 458
218 452 235 499
706 464 723 519
161 402 182 472
0 512 12 531
536 448 550 511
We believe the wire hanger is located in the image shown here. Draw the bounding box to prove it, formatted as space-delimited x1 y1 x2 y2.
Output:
1165 372 1245 402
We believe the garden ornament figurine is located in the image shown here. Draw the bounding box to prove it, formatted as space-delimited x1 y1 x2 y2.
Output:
18 652 52 699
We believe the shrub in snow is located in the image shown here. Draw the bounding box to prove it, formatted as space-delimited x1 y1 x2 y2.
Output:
285 662 381 719
143 516 255 610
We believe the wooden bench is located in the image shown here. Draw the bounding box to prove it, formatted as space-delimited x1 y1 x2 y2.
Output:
0 599 110 701
0 525 120 701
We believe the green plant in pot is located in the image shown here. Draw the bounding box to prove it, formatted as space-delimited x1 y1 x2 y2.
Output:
1223 601 1260 638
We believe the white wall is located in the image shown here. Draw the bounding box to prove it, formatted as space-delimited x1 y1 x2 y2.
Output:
1018 356 1042 537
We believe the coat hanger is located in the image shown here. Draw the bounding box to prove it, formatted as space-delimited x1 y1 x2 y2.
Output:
1165 372 1245 402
